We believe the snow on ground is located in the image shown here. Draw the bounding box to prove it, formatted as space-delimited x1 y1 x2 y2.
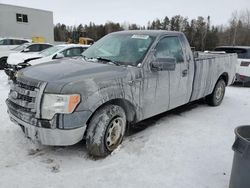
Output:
0 70 250 188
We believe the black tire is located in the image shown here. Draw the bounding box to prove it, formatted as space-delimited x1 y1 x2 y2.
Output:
0 57 8 70
206 79 226 106
86 104 126 157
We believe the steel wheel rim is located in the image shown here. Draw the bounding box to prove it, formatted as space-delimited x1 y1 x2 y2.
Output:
105 117 125 151
215 84 224 100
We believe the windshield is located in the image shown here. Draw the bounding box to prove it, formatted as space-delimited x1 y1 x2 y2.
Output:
82 33 155 66
11 43 30 51
39 45 65 57
214 47 250 59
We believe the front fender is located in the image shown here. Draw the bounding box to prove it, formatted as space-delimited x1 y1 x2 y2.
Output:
80 83 142 121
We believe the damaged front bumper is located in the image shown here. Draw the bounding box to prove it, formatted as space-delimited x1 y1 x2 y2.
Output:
6 76 92 146
9 112 87 146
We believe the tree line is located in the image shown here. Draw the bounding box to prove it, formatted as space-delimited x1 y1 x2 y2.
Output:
54 9 250 51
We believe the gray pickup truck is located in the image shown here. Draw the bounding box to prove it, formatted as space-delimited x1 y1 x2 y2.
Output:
6 31 236 157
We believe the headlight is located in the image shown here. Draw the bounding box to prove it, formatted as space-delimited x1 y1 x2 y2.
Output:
41 94 81 119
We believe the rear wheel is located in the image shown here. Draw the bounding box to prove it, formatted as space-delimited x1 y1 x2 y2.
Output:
206 79 226 106
86 104 126 157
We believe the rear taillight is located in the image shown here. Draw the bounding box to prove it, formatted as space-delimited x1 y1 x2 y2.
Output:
240 61 250 67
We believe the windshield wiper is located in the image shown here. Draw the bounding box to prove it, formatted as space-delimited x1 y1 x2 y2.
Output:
96 57 120 66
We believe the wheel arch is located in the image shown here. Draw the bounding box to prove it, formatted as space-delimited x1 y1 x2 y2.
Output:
86 98 137 126
219 72 229 85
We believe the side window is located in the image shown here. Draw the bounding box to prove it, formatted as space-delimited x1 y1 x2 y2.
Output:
81 47 88 53
40 44 52 51
155 36 184 63
62 47 83 57
11 40 27 45
26 44 40 52
13 40 21 45
7 39 13 45
20 40 28 44
0 39 10 45
39 44 50 51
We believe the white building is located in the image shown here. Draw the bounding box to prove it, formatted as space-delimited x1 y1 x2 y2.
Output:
0 3 54 43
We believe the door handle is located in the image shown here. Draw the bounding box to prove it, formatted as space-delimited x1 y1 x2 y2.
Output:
182 69 188 77
128 79 142 86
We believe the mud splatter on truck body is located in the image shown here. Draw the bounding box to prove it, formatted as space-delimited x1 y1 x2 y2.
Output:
6 30 237 156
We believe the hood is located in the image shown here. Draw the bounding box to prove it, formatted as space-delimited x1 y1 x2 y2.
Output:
28 56 52 66
7 52 42 65
18 59 130 92
0 50 13 58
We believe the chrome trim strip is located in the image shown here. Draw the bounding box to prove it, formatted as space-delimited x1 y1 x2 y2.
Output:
35 82 47 119
8 96 35 109
10 84 37 97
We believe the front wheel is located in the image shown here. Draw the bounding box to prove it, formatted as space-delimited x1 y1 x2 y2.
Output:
206 79 226 106
86 104 126 157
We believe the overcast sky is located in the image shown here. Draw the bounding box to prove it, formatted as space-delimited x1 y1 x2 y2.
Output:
0 0 249 26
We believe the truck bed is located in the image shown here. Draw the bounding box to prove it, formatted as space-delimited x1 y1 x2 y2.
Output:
190 53 237 101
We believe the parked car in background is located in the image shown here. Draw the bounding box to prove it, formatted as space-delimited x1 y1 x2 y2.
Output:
5 44 90 80
0 43 53 70
7 44 90 66
214 46 250 86
0 37 31 51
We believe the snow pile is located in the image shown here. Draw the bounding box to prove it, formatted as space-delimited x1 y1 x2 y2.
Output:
0 71 249 188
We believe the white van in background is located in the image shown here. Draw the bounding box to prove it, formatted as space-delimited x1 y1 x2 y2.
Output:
214 46 250 86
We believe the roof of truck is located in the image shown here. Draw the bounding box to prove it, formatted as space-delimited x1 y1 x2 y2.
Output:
111 30 182 37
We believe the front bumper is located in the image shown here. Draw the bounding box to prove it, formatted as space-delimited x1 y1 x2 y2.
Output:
9 112 87 146
235 73 250 85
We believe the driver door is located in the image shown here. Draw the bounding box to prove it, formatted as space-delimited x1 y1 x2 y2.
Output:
141 35 191 119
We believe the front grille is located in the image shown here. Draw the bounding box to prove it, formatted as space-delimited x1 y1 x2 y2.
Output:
18 93 34 103
16 81 36 91
9 81 38 113
7 77 47 126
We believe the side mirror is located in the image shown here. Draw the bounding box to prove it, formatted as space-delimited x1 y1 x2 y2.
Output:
54 53 64 59
23 48 30 52
151 57 176 71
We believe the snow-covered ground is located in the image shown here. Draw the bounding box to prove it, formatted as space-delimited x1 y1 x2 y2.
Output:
0 71 249 188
